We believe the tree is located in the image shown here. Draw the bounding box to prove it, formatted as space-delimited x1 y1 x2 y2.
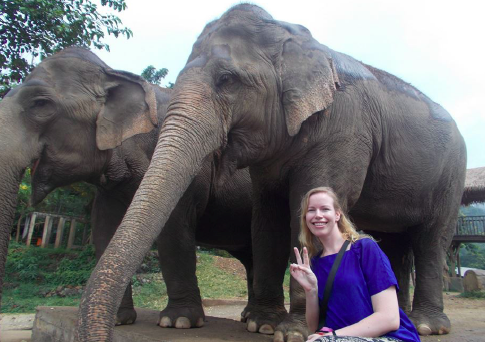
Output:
16 168 96 218
460 243 485 270
141 65 168 85
460 205 485 216
0 0 132 97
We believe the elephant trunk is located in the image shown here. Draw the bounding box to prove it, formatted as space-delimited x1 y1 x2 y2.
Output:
76 78 224 341
0 97 41 310
0 166 25 308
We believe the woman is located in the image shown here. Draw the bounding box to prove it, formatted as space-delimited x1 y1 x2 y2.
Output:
290 187 420 342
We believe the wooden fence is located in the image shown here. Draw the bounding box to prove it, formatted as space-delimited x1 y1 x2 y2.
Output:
454 215 485 242
14 212 90 249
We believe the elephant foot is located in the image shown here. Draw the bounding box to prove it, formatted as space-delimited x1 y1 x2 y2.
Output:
272 314 307 342
409 310 451 335
245 304 288 336
115 307 137 325
158 305 205 329
240 302 257 322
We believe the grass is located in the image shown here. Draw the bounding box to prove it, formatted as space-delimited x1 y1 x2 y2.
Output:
196 253 248 299
2 283 82 313
2 244 256 314
458 290 485 299
131 253 251 310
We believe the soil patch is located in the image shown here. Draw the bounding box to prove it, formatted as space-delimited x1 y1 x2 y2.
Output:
213 256 247 279
421 292 485 342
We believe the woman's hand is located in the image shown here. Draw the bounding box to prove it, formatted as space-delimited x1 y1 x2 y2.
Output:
290 247 318 293
306 332 331 341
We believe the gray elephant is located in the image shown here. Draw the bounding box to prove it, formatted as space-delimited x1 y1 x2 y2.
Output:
0 47 255 328
77 4 466 342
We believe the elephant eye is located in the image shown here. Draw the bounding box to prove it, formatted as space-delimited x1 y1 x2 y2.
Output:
34 99 50 107
28 97 57 120
216 73 234 88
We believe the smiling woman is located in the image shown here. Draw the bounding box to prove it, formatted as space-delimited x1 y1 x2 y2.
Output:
304 192 342 245
291 187 420 342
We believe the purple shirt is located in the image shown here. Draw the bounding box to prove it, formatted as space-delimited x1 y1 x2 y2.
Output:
311 238 420 342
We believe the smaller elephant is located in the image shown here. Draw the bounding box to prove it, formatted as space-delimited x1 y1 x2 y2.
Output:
0 47 254 328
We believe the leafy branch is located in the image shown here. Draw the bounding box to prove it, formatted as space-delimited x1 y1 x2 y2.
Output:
0 0 132 97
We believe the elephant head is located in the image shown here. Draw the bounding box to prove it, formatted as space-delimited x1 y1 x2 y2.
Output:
0 47 162 309
77 4 340 341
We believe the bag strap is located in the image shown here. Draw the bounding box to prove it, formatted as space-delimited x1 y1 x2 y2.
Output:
317 239 351 331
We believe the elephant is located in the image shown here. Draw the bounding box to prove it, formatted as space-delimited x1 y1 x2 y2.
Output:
77 4 467 342
0 47 255 328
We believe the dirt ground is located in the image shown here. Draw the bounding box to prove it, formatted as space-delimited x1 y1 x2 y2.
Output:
420 292 485 342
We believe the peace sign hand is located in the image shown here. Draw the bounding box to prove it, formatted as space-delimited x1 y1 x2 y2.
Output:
290 247 318 293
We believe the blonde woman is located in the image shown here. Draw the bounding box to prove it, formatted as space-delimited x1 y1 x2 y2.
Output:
290 187 420 342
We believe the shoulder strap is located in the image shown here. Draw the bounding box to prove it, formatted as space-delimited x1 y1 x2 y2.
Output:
317 239 351 331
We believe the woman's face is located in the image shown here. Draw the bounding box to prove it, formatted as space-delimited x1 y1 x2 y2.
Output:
305 192 341 239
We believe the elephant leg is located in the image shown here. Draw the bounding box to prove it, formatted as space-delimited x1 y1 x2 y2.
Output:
271 195 312 342
408 219 453 336
247 188 291 336
157 201 204 329
91 192 136 325
227 248 255 322
370 231 413 313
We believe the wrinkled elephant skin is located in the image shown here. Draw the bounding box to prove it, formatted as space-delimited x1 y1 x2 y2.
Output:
0 48 254 328
78 4 466 342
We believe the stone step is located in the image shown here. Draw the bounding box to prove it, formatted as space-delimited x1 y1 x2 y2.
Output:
32 306 273 342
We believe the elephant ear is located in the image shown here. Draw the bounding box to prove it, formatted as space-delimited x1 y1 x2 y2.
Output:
279 31 340 136
96 69 158 150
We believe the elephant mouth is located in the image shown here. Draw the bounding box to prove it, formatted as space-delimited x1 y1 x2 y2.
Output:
31 158 40 178
29 149 53 205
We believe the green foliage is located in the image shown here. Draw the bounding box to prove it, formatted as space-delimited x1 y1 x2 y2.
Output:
138 251 161 274
457 205 485 270
14 168 96 235
6 242 56 282
16 168 33 216
198 247 233 258
458 290 485 299
132 274 167 309
0 0 132 97
195 253 247 299
141 65 168 85
460 205 485 216
44 245 96 285
3 243 251 313
459 243 485 270
3 244 94 312
2 282 82 313
5 243 95 285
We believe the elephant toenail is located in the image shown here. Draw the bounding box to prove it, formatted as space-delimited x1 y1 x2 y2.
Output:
259 324 274 334
288 332 304 342
287 332 304 342
196 317 204 327
175 317 191 329
417 324 432 335
159 317 172 327
274 331 285 342
247 320 258 332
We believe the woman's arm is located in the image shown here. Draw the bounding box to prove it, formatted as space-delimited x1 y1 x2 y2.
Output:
304 282 320 333
290 247 320 333
334 286 400 337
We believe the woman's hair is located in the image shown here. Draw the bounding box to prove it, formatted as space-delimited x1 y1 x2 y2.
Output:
298 187 371 258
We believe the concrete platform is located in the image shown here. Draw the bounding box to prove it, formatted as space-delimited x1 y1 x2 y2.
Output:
31 306 273 342
0 313 35 342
